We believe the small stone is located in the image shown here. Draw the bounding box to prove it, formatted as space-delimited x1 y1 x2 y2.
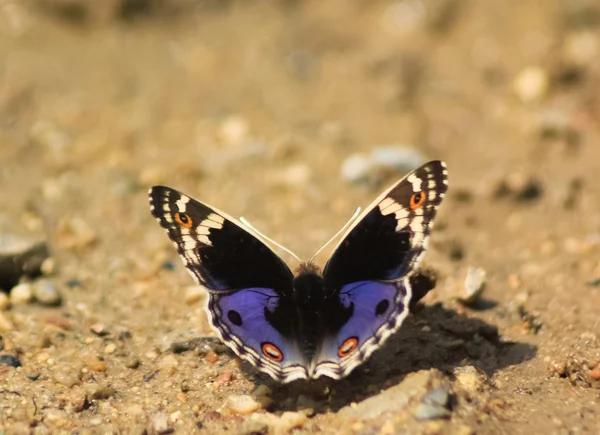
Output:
453 366 489 394
57 216 97 250
9 283 33 305
169 410 182 423
0 292 10 310
0 312 14 331
0 354 22 367
85 383 116 400
0 235 49 290
152 412 170 433
226 394 268 414
32 280 62 306
513 66 549 103
219 115 249 146
104 343 117 354
205 351 219 365
458 267 486 306
87 359 107 372
590 363 600 380
414 384 452 420
215 371 234 386
125 358 140 369
184 286 205 304
54 369 82 387
90 323 107 336
250 411 308 434
40 257 56 276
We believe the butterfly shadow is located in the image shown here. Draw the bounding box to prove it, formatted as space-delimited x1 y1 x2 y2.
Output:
251 301 537 413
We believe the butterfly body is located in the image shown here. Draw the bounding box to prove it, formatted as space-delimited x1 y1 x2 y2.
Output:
149 161 448 382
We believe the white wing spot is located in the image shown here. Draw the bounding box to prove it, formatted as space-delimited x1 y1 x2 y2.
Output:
175 196 190 213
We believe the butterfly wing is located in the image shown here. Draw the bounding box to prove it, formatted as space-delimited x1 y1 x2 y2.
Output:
313 160 448 379
149 186 308 381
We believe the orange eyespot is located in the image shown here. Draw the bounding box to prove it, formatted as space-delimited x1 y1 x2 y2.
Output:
174 212 193 229
262 342 284 362
338 337 359 358
409 191 426 210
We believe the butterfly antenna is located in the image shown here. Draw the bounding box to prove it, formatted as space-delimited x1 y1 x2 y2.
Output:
309 207 361 263
239 217 302 263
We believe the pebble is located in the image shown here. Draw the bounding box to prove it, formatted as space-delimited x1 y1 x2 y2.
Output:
184 286 205 304
458 267 486 306
32 280 62 306
590 363 600 380
90 323 108 336
453 366 489 394
0 354 22 367
205 351 219 365
152 412 170 433
0 235 49 290
226 394 270 414
125 358 140 369
54 369 82 387
513 66 549 103
219 115 250 146
104 343 116 354
57 216 97 250
0 292 9 310
10 283 33 305
339 369 444 420
414 384 452 420
341 146 425 186
249 411 308 434
0 312 14 331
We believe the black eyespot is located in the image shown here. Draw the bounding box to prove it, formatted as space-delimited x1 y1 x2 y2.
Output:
227 310 243 326
375 299 389 316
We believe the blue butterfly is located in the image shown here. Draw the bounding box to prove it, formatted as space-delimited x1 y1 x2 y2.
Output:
149 161 448 382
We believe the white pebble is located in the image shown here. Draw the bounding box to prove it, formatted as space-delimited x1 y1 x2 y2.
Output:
513 66 549 103
33 280 62 306
9 283 33 305
227 394 266 414
459 267 486 306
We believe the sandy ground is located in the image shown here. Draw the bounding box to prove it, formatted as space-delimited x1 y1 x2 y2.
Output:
1 1 600 433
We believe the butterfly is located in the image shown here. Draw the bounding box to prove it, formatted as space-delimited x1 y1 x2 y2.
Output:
148 160 448 383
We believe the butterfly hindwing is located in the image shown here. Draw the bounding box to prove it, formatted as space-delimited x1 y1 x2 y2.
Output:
149 186 307 381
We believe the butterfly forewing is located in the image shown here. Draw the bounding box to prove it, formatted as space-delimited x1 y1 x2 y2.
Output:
322 160 448 291
149 186 294 292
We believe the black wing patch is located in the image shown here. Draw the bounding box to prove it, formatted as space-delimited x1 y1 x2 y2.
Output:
148 186 294 293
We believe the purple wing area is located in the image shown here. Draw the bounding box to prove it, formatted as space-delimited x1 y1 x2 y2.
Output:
207 287 306 379
332 281 403 348
312 279 411 379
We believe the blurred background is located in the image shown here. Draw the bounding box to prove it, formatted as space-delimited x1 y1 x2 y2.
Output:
1 1 600 433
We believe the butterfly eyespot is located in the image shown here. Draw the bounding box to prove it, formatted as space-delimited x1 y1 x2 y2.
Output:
227 310 243 326
261 343 284 362
174 212 193 229
409 191 426 210
338 337 359 358
375 299 390 316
